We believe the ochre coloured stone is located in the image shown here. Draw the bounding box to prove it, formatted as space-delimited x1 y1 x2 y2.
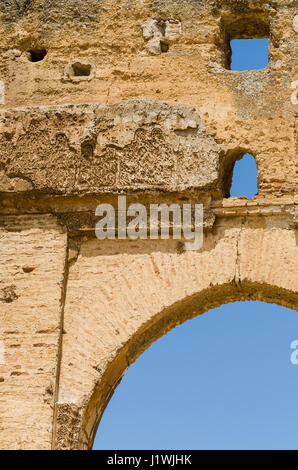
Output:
0 0 297 450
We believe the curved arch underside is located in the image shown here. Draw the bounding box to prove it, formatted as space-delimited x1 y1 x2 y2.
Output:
53 216 297 450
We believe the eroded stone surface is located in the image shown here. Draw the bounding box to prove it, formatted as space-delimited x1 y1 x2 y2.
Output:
0 0 297 451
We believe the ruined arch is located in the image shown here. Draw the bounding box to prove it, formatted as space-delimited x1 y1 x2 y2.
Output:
53 216 297 450
221 149 259 198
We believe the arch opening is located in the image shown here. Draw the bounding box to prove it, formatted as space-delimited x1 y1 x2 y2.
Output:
28 49 47 62
93 300 298 450
230 38 269 71
222 151 258 199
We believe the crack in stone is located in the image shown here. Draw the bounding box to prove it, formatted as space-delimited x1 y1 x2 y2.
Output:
234 217 246 286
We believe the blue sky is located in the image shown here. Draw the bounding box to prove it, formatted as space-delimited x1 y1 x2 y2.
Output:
230 153 258 199
93 39 298 450
230 38 269 71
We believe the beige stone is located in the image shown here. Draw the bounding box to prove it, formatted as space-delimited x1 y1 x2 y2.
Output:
0 0 297 450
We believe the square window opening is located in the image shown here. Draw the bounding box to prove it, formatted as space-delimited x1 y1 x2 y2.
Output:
222 14 270 70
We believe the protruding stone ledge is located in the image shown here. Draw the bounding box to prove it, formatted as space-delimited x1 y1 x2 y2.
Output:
0 100 222 196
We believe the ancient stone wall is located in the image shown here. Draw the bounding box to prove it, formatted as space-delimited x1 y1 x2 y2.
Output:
0 0 297 450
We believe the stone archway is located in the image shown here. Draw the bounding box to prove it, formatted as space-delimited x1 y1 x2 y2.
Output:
53 215 297 449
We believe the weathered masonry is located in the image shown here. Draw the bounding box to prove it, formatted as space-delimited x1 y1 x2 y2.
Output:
0 0 297 450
